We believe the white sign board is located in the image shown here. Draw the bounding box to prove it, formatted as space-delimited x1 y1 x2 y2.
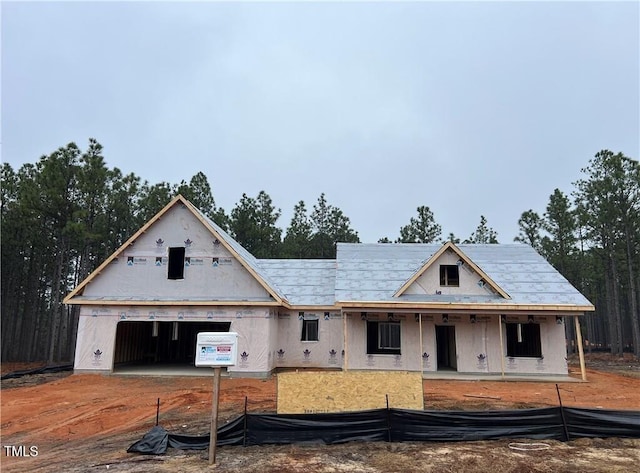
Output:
195 332 238 367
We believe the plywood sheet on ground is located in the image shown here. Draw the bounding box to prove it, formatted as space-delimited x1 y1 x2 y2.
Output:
277 370 424 413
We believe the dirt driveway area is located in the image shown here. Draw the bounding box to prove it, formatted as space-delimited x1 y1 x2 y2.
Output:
1 354 639 472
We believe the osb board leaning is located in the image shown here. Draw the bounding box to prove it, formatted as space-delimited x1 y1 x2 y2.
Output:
277 370 424 413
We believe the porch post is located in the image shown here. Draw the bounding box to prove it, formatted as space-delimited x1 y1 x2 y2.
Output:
418 313 423 371
498 315 505 380
343 311 348 371
574 315 587 381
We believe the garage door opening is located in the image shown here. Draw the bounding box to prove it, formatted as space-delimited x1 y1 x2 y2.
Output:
114 321 231 372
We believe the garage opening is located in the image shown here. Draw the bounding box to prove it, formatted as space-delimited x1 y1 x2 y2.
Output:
114 321 231 370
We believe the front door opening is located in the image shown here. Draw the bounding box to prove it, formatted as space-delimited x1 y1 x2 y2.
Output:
114 321 231 369
435 325 457 371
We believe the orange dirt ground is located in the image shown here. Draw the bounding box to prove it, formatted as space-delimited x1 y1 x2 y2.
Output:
1 354 639 472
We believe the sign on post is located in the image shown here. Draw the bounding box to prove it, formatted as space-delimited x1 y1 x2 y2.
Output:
195 332 238 466
196 332 238 367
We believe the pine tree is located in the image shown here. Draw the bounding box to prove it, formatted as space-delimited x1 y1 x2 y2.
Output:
398 206 442 243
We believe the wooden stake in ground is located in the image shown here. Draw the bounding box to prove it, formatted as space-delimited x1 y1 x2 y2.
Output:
209 367 221 465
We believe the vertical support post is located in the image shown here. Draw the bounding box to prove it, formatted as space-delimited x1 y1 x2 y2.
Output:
156 398 160 426
209 367 221 465
418 313 423 371
498 315 505 380
574 316 587 381
342 311 348 371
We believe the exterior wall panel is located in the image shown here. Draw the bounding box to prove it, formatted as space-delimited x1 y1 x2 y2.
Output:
275 312 344 369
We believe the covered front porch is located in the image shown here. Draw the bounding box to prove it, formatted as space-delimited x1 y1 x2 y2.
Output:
340 310 588 381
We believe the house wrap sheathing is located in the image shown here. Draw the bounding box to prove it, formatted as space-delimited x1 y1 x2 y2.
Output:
65 195 595 378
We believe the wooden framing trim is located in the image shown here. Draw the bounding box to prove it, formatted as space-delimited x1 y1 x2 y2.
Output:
337 301 595 313
393 243 448 297
64 299 343 311
393 241 511 299
498 315 505 380
418 313 423 371
342 310 348 371
177 197 286 306
574 315 587 381
63 299 282 307
281 305 340 311
64 194 287 307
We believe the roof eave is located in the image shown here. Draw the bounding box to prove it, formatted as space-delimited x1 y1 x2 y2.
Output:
64 298 283 307
337 300 595 313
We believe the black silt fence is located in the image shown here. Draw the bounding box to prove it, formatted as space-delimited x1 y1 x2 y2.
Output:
128 406 640 455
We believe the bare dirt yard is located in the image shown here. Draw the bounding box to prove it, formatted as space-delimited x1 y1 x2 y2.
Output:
1 354 639 473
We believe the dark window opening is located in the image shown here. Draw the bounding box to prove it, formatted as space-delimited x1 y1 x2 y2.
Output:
506 322 542 358
367 321 401 355
168 247 185 280
440 265 459 286
301 319 319 341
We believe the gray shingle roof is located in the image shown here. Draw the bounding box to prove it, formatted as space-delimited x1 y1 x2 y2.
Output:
335 243 593 306
259 259 336 306
193 200 592 309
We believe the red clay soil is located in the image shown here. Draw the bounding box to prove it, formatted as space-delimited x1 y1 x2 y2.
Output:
2 355 639 444
1 354 638 472
1 375 276 444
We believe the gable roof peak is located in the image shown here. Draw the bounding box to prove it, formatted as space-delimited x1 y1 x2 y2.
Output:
393 241 511 299
64 194 288 306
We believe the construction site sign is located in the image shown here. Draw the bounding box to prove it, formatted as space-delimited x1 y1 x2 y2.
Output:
195 332 238 367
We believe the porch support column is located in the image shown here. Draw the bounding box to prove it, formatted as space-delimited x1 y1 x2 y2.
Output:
498 315 505 380
418 313 423 372
574 315 587 381
342 311 348 371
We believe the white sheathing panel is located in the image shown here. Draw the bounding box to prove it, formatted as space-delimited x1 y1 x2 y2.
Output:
74 313 118 371
420 317 437 372
275 312 344 368
228 309 274 374
451 316 493 373
404 250 491 296
267 309 279 372
484 318 505 372
82 205 271 300
345 313 422 371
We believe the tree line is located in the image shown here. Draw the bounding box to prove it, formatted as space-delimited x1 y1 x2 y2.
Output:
1 140 638 362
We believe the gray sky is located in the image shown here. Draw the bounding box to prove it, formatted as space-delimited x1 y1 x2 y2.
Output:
2 1 638 243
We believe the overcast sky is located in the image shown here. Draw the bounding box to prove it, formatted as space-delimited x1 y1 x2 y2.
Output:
2 1 638 243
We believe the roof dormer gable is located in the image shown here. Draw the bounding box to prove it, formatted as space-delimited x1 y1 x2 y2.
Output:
393 242 510 299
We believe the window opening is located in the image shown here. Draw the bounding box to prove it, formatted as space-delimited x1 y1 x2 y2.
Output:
439 265 460 286
301 319 319 341
168 247 185 280
506 322 542 357
366 321 401 355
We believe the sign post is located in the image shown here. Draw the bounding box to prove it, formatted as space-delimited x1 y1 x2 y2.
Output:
195 332 238 466
210 366 221 464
